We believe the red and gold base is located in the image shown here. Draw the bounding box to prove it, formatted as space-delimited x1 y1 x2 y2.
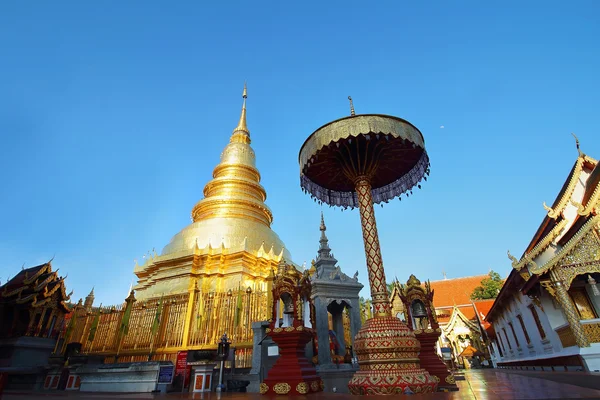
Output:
415 330 458 392
348 316 438 395
260 326 323 396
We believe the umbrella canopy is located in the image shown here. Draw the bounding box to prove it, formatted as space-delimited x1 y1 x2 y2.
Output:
299 114 430 208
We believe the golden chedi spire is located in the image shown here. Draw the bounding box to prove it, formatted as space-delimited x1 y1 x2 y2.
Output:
159 84 291 262
231 82 249 142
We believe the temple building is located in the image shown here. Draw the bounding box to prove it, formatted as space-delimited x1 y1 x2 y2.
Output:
50 86 299 368
390 275 495 366
134 84 295 299
0 261 71 388
487 140 600 371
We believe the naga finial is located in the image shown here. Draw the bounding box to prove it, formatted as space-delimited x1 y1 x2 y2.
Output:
572 133 583 156
570 198 585 215
507 250 519 267
348 96 355 116
542 201 558 218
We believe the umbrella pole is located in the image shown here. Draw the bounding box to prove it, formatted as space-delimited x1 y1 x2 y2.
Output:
354 177 390 317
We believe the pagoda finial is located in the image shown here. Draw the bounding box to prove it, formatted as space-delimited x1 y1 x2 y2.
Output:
232 82 249 138
348 96 355 116
317 212 332 258
572 133 583 156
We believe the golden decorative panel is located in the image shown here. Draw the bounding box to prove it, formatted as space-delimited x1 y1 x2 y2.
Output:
583 323 600 343
556 325 577 348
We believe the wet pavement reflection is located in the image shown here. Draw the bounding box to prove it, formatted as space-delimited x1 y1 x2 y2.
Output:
3 370 600 399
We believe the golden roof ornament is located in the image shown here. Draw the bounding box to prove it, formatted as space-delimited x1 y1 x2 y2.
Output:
231 82 250 142
407 274 421 288
572 132 583 156
348 96 355 116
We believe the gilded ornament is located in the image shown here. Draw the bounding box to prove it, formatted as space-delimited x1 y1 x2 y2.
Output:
296 296 303 320
445 375 456 384
310 380 319 392
259 383 269 394
296 382 309 394
507 250 519 268
543 201 557 219
284 326 295 332
582 322 600 343
273 382 291 394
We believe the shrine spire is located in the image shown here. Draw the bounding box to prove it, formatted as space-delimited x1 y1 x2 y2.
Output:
231 82 249 142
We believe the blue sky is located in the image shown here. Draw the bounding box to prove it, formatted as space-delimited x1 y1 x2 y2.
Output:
1 1 599 305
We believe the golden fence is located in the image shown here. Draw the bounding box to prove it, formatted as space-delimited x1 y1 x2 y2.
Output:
61 289 270 368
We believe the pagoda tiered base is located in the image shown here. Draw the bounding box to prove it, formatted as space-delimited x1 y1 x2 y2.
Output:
415 331 458 392
348 316 438 395
260 327 323 395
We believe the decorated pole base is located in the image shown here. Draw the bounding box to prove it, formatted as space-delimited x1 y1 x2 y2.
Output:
348 316 438 395
414 330 458 392
260 326 323 395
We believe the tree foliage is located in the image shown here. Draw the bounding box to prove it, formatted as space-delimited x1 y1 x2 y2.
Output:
470 271 504 300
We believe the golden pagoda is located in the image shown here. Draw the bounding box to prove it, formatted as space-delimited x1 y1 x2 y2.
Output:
133 84 295 299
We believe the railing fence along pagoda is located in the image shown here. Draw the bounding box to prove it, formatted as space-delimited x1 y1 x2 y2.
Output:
58 289 270 368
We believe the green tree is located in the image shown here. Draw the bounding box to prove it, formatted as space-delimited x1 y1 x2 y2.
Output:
470 271 504 300
387 282 395 294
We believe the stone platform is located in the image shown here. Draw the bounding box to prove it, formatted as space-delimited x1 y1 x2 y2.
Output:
75 361 172 393
5 370 600 399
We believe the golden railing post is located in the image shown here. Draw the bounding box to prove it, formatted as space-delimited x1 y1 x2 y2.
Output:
182 279 199 348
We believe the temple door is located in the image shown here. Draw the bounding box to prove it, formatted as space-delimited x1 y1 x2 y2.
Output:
569 287 598 320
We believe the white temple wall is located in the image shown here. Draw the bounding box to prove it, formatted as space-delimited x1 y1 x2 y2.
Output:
490 287 566 364
540 292 567 331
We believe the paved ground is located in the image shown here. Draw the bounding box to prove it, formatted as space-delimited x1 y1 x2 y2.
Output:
3 370 600 399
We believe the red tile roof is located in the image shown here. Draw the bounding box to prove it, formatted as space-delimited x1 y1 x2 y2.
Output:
473 299 496 329
429 275 488 309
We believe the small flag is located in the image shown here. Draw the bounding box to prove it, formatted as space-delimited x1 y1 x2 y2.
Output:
196 296 204 330
65 313 77 341
120 300 134 337
87 305 102 341
234 287 243 327
151 296 164 337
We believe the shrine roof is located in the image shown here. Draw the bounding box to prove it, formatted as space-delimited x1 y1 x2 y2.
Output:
429 275 488 309
558 214 592 246
436 305 475 323
473 299 496 328
1 262 49 292
1 261 71 312
520 156 596 258
581 162 600 208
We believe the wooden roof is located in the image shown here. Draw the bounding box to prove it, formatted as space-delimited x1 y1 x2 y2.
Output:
1 261 71 312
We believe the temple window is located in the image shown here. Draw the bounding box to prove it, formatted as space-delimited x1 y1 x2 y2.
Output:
502 328 512 350
528 304 546 340
497 330 506 353
516 315 531 344
508 322 520 348
495 339 504 357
